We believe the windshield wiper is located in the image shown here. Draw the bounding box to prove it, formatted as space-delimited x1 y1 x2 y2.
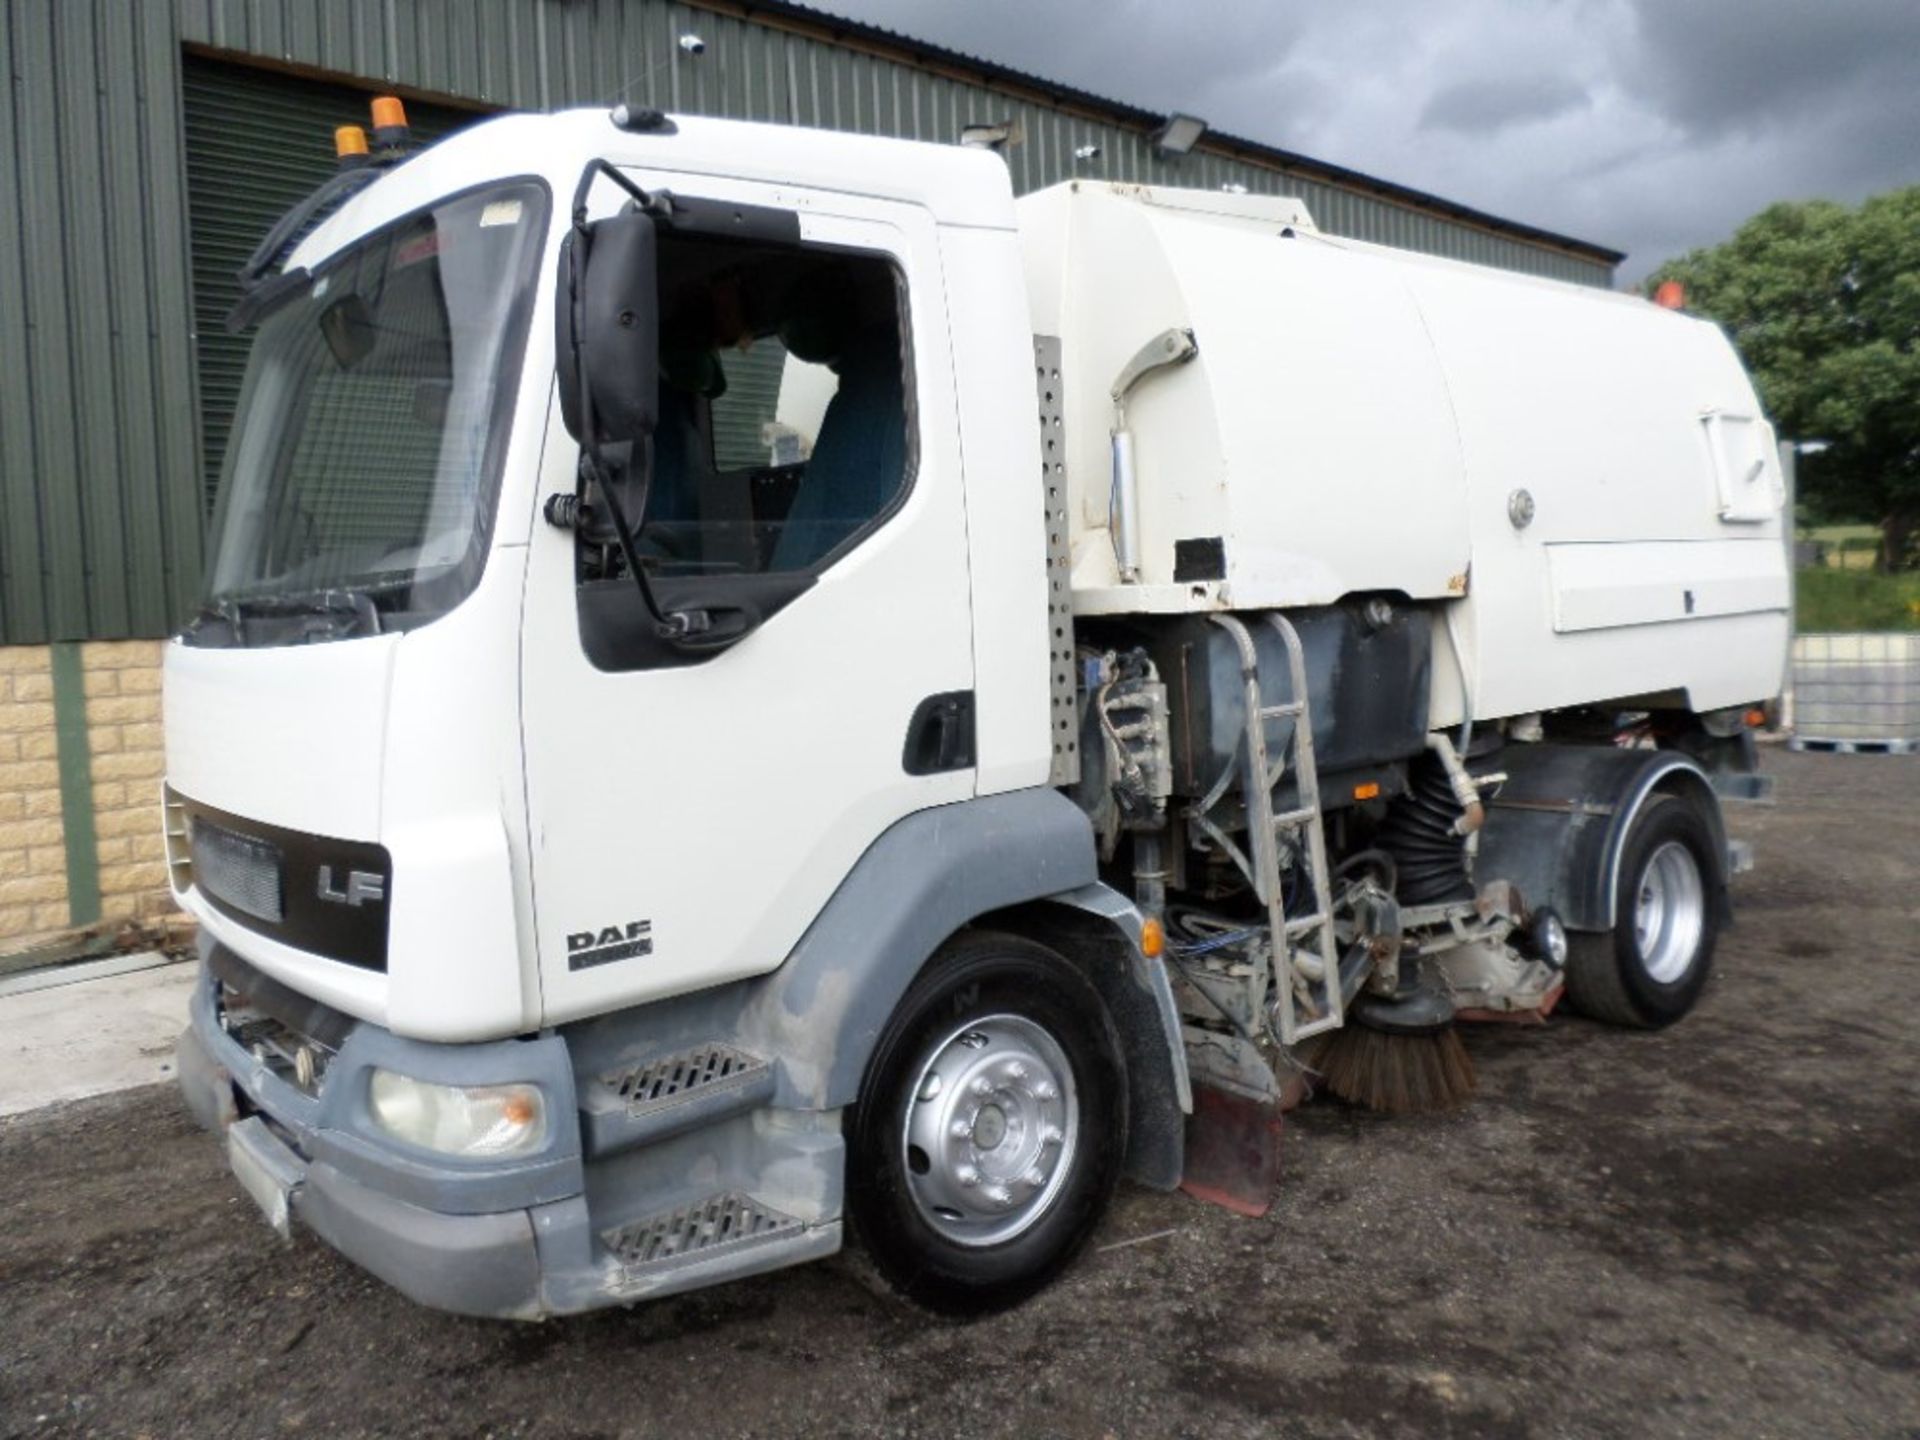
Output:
227 587 389 643
227 166 384 333
184 597 248 647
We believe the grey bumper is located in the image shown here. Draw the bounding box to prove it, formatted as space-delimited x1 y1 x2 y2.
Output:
176 956 840 1319
175 1010 553 1318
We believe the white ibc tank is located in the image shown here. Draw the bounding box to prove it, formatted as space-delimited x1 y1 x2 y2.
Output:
1017 181 1790 722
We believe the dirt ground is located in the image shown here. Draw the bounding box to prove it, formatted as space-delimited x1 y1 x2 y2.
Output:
2 747 1916 1440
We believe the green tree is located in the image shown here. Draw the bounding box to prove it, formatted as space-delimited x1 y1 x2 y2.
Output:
1649 186 1920 570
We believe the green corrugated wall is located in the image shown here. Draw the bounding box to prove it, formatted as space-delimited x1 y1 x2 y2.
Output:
181 59 478 515
0 0 1620 646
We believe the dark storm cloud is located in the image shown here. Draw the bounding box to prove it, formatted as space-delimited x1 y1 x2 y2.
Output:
1617 0 1920 136
818 0 1920 279
1421 74 1590 134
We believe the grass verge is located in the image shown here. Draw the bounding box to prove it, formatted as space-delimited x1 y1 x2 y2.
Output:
1797 566 1920 631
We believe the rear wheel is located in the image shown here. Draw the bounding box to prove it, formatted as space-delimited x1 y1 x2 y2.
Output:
1566 796 1719 1027
846 931 1126 1313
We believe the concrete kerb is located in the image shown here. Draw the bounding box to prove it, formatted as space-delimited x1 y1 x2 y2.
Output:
0 953 195 1118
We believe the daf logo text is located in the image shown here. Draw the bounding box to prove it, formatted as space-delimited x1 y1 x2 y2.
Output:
567 919 653 971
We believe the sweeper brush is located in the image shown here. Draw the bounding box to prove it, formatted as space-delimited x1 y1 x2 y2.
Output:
1296 1022 1477 1116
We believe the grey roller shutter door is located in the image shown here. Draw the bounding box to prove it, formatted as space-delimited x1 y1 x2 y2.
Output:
182 57 482 516
712 341 792 470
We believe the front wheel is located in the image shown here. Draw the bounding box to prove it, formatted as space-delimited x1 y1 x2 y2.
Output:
846 931 1127 1313
1565 796 1720 1027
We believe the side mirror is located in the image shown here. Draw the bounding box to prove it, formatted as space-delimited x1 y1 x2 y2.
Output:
319 294 378 369
556 209 659 445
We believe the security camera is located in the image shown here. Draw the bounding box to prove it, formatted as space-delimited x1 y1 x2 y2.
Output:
678 33 706 55
1074 143 1102 161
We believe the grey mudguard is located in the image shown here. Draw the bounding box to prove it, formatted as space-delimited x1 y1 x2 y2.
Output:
564 786 1102 1113
1476 743 1730 933
995 882 1192 1191
561 789 1191 1188
746 785 1101 1108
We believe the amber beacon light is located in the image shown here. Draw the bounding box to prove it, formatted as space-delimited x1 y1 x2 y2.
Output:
370 94 410 151
334 124 369 168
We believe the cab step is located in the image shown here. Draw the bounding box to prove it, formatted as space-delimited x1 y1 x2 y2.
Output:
601 1190 804 1272
582 1042 776 1156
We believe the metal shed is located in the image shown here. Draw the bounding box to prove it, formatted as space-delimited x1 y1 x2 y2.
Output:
0 0 1625 648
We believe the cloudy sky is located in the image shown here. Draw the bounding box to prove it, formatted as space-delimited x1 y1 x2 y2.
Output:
819 0 1920 281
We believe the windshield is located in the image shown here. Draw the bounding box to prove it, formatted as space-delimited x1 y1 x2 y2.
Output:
187 180 549 647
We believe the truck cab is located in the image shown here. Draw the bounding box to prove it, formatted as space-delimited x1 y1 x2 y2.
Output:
171 109 1146 1317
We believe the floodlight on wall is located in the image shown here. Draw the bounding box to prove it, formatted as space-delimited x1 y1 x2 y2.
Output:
1151 113 1208 158
960 120 1022 151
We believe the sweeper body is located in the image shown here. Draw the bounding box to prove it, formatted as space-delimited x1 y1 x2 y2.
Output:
169 105 1787 1318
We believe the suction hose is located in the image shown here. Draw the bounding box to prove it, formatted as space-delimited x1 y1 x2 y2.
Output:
1375 735 1494 905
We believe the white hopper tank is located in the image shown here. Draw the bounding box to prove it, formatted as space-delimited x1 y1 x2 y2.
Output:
1017 181 1790 725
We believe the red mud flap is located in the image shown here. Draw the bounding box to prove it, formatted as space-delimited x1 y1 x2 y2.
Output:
1455 982 1567 1026
1179 1082 1285 1218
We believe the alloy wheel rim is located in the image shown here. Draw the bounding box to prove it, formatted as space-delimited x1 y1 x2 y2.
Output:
1634 840 1705 984
900 1013 1080 1247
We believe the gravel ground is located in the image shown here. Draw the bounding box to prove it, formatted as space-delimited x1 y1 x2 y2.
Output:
2 747 1916 1440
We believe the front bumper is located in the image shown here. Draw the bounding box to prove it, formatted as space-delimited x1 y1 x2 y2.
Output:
176 943 841 1318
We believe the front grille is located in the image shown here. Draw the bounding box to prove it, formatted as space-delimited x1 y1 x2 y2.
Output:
601 1192 802 1270
215 976 336 1097
191 820 285 923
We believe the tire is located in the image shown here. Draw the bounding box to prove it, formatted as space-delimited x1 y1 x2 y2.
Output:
846 930 1127 1314
1565 795 1719 1028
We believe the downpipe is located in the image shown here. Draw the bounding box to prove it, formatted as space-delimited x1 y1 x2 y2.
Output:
1107 328 1199 583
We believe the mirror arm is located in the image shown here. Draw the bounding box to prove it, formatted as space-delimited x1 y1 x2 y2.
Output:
575 444 666 626
569 157 658 230
566 158 713 647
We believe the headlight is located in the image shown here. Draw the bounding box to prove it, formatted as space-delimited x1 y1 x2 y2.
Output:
367 1070 548 1158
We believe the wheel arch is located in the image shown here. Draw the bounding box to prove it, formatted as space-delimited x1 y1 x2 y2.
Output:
975 886 1191 1193
1627 763 1732 928
736 788 1103 1111
1477 743 1731 935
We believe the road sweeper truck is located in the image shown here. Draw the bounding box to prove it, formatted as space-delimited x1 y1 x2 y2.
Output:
170 100 1788 1317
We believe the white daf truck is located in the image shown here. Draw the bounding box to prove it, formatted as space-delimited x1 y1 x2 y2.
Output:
170 102 1788 1317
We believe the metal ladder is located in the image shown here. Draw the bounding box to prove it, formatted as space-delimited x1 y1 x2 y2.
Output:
1202 613 1345 1045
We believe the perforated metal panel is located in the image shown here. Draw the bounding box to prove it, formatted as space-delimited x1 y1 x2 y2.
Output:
1035 335 1079 788
599 1043 770 1116
601 1191 802 1269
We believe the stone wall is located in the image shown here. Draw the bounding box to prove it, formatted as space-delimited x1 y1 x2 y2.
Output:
0 641 173 951
82 642 171 932
0 647 66 943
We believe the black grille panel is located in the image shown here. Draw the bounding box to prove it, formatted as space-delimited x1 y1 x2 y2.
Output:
191 820 285 923
171 790 392 972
